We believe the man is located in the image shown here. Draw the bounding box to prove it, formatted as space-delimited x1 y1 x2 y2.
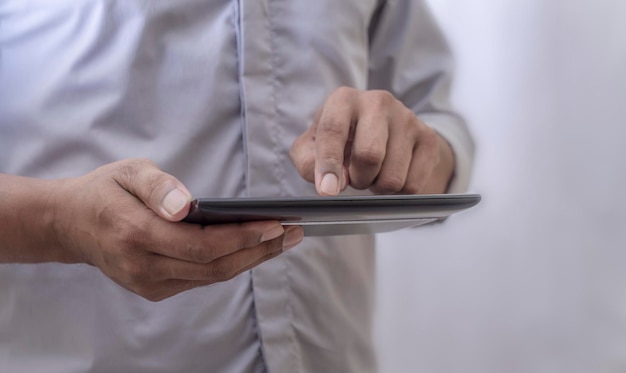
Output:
0 0 474 371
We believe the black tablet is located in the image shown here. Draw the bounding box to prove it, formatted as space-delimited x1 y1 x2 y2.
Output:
183 194 481 236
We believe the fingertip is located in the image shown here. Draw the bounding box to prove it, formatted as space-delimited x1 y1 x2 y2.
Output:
260 223 285 243
282 225 304 251
160 188 192 221
319 172 340 196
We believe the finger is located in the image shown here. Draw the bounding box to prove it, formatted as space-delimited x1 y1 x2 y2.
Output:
110 158 192 222
150 226 302 281
420 134 456 194
314 87 357 196
158 241 287 299
128 279 215 302
370 119 415 194
280 225 304 251
146 219 286 263
140 246 282 301
122 277 219 302
148 234 284 281
122 226 303 301
289 104 329 184
347 108 389 189
289 129 316 183
402 126 439 194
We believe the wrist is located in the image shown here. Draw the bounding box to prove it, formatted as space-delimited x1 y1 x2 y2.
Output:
0 174 82 263
44 177 86 264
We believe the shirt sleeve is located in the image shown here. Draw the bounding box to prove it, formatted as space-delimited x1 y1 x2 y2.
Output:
367 0 475 194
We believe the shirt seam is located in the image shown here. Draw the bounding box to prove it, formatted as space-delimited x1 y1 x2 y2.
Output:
266 0 288 198
234 0 251 197
266 2 303 373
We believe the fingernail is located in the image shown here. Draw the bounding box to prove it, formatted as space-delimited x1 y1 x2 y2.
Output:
282 226 304 250
261 225 285 243
320 173 339 196
162 188 190 216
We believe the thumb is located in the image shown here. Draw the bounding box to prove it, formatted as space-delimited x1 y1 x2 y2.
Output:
112 159 192 221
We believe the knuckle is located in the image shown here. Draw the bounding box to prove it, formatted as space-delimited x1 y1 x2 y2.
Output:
352 145 384 168
349 178 371 190
403 111 419 129
367 90 395 108
115 163 138 186
402 182 422 195
373 175 405 194
115 158 153 181
418 124 438 145
145 171 163 192
254 251 281 269
235 224 264 248
116 158 177 207
207 264 233 283
289 146 315 183
318 117 348 138
265 249 282 261
115 220 147 250
333 86 357 100
299 159 316 182
183 241 214 263
262 240 281 256
397 115 419 142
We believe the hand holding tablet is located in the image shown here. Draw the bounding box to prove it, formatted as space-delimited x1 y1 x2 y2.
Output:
183 194 481 236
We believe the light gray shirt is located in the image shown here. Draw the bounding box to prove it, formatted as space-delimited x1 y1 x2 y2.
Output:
0 0 474 372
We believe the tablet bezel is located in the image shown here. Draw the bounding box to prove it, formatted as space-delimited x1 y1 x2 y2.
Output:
183 194 480 236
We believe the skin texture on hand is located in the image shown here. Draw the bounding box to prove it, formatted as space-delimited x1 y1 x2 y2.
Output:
290 87 455 196
0 87 451 301
0 159 304 301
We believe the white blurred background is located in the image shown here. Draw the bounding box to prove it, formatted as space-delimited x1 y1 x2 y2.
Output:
375 1 626 372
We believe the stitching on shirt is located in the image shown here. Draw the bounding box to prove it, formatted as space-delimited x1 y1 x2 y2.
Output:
266 2 303 372
266 0 288 198
233 0 251 197
235 1 265 370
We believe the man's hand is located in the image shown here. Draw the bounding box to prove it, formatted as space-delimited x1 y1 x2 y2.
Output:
290 87 455 195
1 159 303 301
